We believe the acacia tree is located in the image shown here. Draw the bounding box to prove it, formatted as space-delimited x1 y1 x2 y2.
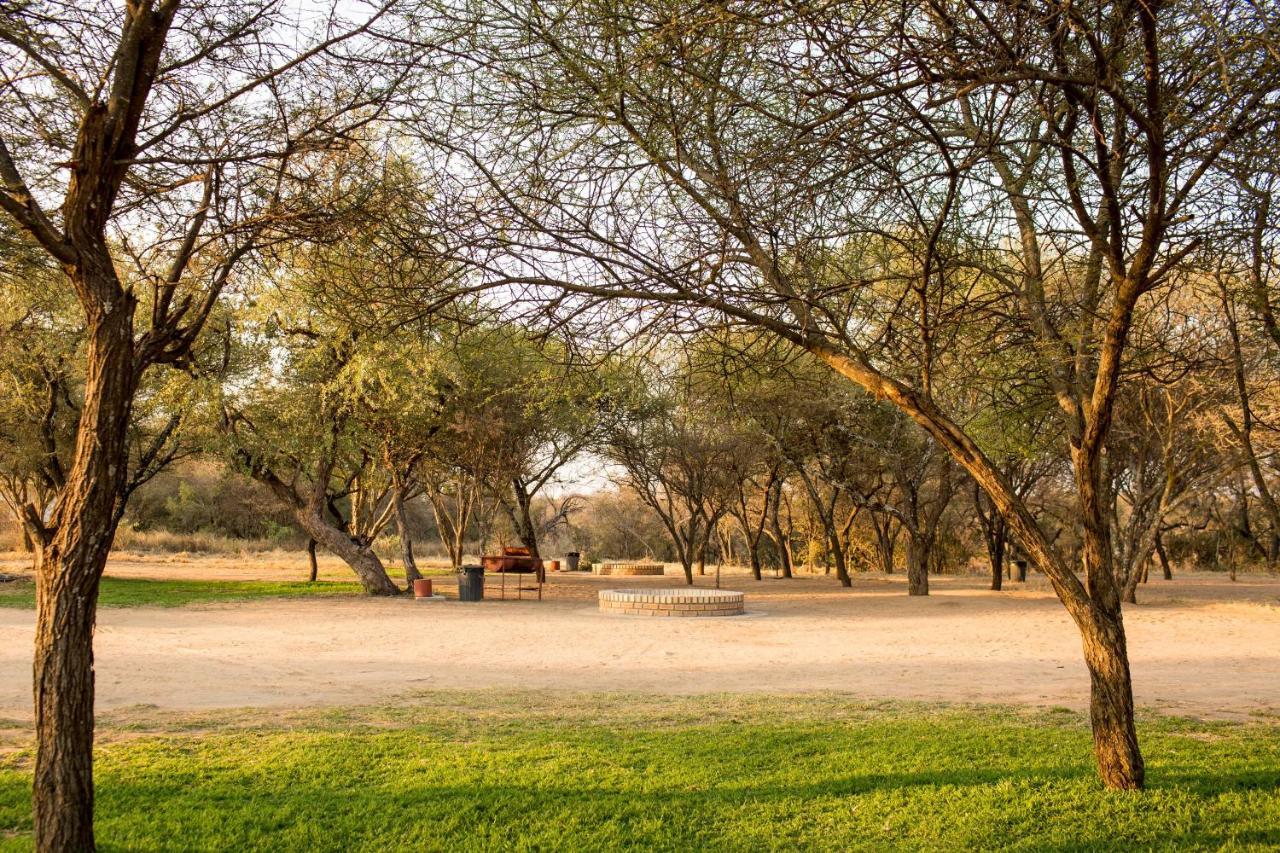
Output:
605 357 738 584
220 179 457 596
434 0 1280 789
0 226 223 564
0 2 422 843
1106 377 1223 603
467 332 619 563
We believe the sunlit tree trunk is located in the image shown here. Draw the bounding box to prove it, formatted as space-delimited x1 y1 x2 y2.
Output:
33 287 139 851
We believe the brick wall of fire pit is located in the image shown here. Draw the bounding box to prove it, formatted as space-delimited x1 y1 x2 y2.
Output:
598 588 745 617
595 562 666 576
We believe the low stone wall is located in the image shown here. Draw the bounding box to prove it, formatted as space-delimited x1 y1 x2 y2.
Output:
598 588 745 617
595 562 666 576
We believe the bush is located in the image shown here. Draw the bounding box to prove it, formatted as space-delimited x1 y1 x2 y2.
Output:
126 460 299 540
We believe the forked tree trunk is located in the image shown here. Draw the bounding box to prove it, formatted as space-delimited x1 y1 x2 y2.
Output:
1121 573 1140 605
872 514 896 575
424 483 468 568
679 551 694 585
767 480 794 578
675 528 696 585
33 293 139 851
1154 531 1172 580
507 479 542 563
393 488 420 590
831 541 851 587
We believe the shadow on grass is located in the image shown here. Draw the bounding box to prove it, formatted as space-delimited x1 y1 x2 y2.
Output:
2 703 1277 851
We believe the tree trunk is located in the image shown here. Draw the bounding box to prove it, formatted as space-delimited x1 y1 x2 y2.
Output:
872 515 896 574
1223 292 1280 561
989 526 1005 592
810 341 1145 788
306 539 318 583
678 546 694 585
394 488 420 591
1154 530 1172 580
295 507 399 595
767 479 794 578
509 479 542 561
1120 541 1158 605
33 293 139 852
1079 610 1145 790
831 538 851 587
1072 436 1145 789
905 532 929 596
768 479 788 578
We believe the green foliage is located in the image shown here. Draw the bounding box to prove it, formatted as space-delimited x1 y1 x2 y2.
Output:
0 577 364 609
0 695 1275 850
125 461 298 541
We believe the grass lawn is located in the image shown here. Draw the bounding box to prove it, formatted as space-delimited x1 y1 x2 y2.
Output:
0 694 1276 851
0 576 370 608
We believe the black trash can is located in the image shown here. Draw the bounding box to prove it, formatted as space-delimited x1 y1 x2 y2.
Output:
458 565 485 601
564 551 581 572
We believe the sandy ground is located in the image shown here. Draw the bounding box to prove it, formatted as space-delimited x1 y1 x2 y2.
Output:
1 554 1278 721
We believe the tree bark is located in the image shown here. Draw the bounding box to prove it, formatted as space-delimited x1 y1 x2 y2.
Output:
678 538 694 585
1072 437 1145 789
767 478 794 578
393 487 420 591
507 478 542 562
989 527 1006 592
905 532 929 596
293 507 399 595
306 539 318 583
872 514 896 574
33 292 140 852
1154 530 1172 580
1080 610 1145 790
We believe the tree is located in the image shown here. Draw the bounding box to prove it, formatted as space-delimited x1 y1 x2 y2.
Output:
0 226 221 564
605 355 738 584
469 331 621 564
1106 377 1224 603
437 0 1280 789
0 2 418 843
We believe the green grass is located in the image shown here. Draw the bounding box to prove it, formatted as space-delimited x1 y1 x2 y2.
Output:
0 694 1276 851
0 577 369 608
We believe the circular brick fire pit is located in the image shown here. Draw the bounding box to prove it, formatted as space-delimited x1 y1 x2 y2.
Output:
598 588 745 617
595 562 665 576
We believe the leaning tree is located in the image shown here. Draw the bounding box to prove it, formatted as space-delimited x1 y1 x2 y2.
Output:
424 0 1280 789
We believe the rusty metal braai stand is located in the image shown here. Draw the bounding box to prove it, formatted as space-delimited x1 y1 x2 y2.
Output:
478 547 544 600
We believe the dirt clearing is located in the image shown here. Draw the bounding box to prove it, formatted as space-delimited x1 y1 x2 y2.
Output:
1 556 1277 720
